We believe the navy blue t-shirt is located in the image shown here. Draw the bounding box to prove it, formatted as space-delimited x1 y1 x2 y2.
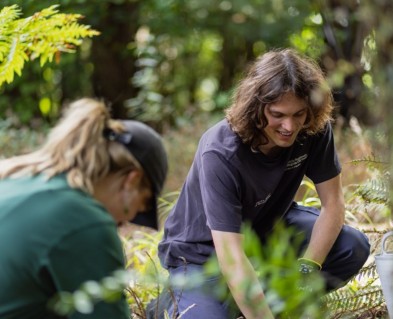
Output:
158 119 341 267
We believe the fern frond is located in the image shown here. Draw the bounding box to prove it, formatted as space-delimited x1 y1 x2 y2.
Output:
354 178 390 204
0 5 21 27
0 5 20 62
0 4 99 86
348 154 388 168
325 285 385 318
356 263 379 281
0 37 29 84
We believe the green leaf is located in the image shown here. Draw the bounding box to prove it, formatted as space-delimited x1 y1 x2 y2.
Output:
0 4 99 87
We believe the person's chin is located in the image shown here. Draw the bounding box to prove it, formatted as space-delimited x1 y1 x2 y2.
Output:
278 135 297 147
274 140 294 148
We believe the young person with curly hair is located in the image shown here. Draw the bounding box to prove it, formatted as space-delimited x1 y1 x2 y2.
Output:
156 49 370 319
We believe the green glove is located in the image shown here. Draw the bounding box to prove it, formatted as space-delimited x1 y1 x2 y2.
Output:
298 258 322 274
297 258 322 292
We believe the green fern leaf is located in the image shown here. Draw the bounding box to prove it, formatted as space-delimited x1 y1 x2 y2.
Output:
0 4 99 87
0 5 21 27
355 178 390 204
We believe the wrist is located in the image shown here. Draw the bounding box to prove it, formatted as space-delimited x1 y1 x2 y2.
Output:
297 257 322 274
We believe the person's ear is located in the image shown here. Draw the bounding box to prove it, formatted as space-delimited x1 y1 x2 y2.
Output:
122 170 143 191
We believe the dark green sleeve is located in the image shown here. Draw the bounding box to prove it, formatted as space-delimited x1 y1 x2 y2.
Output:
47 224 130 319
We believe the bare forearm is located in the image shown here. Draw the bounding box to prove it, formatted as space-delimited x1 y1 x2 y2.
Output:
212 230 275 318
306 175 346 264
220 256 274 319
304 207 344 264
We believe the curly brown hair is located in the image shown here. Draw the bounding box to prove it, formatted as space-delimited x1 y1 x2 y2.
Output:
225 48 334 149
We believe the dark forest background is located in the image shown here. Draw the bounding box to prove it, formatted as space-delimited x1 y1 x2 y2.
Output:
2 0 392 132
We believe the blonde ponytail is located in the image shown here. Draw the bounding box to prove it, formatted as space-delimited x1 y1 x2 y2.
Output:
0 98 140 194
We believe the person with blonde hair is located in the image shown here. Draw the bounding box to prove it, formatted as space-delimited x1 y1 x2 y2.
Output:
0 98 168 319
156 48 370 318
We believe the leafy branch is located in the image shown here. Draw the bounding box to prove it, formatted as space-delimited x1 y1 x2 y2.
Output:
0 4 99 86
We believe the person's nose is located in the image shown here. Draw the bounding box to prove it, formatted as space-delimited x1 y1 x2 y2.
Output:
281 117 297 132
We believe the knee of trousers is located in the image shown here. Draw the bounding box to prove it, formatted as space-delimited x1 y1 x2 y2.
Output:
333 225 371 269
322 227 370 291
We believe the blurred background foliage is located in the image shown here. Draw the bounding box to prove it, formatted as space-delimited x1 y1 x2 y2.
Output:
1 0 390 131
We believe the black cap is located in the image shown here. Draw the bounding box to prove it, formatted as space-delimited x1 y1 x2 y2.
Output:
104 120 168 229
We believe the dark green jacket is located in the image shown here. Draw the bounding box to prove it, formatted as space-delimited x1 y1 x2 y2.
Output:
0 174 130 319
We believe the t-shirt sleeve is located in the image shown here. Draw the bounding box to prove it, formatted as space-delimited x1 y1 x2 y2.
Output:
47 224 130 319
305 122 342 184
199 151 243 233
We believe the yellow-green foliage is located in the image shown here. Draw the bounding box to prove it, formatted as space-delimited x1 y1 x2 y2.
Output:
121 229 169 316
0 4 99 86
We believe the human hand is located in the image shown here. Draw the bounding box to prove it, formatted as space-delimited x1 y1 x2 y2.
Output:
298 258 321 274
297 258 322 292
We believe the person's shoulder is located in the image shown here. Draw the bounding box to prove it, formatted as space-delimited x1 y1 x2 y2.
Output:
6 174 112 225
203 118 232 137
300 121 333 143
0 173 68 193
50 183 113 225
196 119 245 164
201 119 240 154
312 121 334 143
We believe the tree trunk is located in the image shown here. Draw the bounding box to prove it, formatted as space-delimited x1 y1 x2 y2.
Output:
90 1 140 119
